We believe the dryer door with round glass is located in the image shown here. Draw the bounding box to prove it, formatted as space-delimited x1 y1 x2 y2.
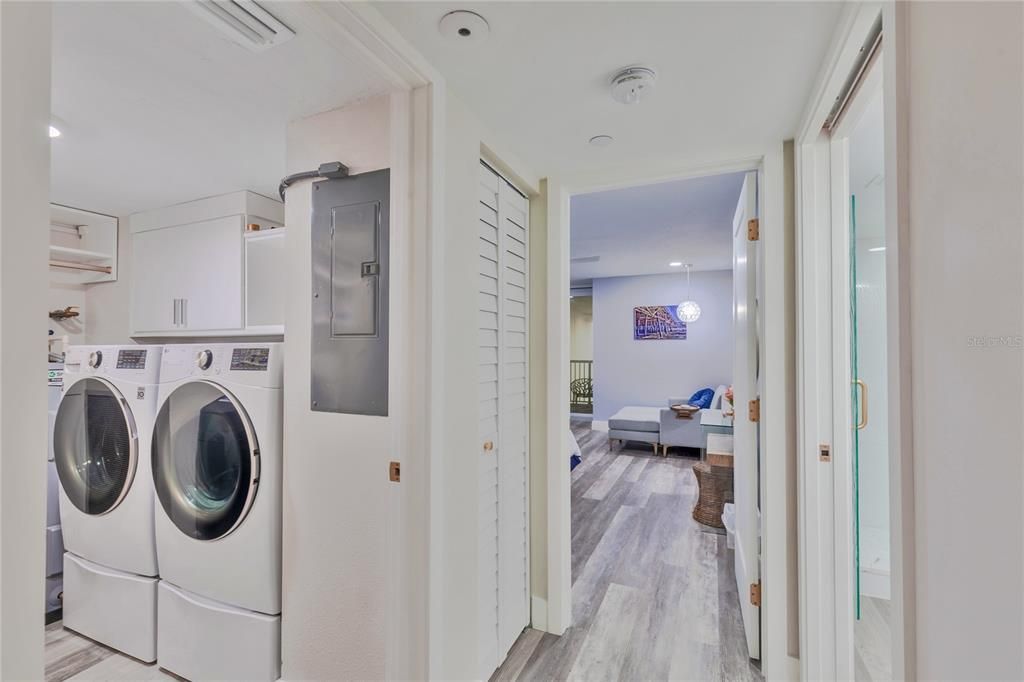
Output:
152 381 260 541
54 377 139 515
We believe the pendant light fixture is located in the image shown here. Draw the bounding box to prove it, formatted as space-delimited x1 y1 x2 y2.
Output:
677 264 701 323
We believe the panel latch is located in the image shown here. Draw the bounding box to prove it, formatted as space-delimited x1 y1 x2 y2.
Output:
362 261 380 277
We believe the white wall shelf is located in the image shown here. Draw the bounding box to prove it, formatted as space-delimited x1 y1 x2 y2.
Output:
49 204 118 283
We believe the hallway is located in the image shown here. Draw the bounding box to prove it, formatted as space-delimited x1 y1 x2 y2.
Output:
492 420 761 681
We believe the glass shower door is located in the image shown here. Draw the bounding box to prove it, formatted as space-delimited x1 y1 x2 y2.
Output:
850 194 863 620
848 84 892 681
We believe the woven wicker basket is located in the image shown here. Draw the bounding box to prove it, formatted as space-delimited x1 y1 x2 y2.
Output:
692 462 735 528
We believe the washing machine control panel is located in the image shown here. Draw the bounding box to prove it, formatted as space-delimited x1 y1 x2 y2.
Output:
116 349 148 370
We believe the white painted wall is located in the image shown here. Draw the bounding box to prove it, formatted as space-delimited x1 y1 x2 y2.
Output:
591 270 733 420
0 1 50 676
279 96 394 680
569 296 592 361
903 3 1023 679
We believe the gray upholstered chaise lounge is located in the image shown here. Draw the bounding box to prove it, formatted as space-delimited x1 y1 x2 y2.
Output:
607 406 661 454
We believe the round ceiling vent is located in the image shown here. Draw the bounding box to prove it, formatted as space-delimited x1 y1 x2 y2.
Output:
439 10 490 44
610 66 657 105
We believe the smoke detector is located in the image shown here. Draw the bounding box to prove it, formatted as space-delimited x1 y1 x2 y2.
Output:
439 10 489 44
610 66 657 105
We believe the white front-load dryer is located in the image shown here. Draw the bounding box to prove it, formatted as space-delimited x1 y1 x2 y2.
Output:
151 343 282 681
53 345 162 662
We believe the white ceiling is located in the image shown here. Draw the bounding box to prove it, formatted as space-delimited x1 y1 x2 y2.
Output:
570 172 745 283
51 1 392 217
375 1 844 176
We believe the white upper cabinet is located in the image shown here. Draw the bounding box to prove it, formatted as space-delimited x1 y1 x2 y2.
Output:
130 191 284 337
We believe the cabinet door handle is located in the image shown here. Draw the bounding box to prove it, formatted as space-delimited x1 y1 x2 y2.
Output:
182 299 187 328
173 298 180 326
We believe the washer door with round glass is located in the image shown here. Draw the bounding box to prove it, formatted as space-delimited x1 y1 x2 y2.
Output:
54 377 139 515
152 381 260 541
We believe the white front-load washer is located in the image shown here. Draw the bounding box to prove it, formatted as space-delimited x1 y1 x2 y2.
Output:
53 345 162 661
151 343 282 681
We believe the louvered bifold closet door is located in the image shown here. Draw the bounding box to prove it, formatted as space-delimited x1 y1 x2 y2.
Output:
478 165 502 678
497 180 529 658
477 162 530 679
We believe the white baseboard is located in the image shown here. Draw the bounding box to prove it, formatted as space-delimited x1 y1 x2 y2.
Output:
591 420 609 432
531 595 548 632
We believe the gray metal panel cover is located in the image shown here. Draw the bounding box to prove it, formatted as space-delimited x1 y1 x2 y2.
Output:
311 169 389 415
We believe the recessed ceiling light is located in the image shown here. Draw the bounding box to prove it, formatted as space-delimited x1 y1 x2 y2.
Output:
589 135 614 147
439 10 489 43
669 261 682 267
48 125 61 138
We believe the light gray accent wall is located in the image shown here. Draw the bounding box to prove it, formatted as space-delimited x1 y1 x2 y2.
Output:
592 270 732 421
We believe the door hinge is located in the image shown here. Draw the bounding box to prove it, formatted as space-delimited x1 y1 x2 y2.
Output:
747 218 760 241
750 581 762 607
389 461 401 483
748 398 760 422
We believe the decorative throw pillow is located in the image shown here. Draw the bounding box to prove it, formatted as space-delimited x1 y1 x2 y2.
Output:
688 387 715 409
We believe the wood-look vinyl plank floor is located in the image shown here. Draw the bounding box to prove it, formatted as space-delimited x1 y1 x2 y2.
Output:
494 418 762 682
44 622 179 682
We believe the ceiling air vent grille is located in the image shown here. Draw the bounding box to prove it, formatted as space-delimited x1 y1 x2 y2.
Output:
190 1 295 52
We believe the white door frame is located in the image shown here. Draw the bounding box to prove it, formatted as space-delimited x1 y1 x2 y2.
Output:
272 3 445 679
794 2 915 680
546 145 795 679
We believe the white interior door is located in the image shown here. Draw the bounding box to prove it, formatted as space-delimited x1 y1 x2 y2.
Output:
732 171 761 659
478 162 530 677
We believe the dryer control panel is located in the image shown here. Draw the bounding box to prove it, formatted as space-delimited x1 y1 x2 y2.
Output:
230 347 269 371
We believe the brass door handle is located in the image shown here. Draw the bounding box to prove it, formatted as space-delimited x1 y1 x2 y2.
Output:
855 379 868 430
483 441 494 452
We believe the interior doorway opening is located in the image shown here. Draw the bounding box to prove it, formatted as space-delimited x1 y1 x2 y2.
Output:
42 3 398 679
499 166 774 680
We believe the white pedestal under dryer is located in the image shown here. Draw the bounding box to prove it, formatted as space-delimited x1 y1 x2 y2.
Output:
151 343 283 682
53 345 163 662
